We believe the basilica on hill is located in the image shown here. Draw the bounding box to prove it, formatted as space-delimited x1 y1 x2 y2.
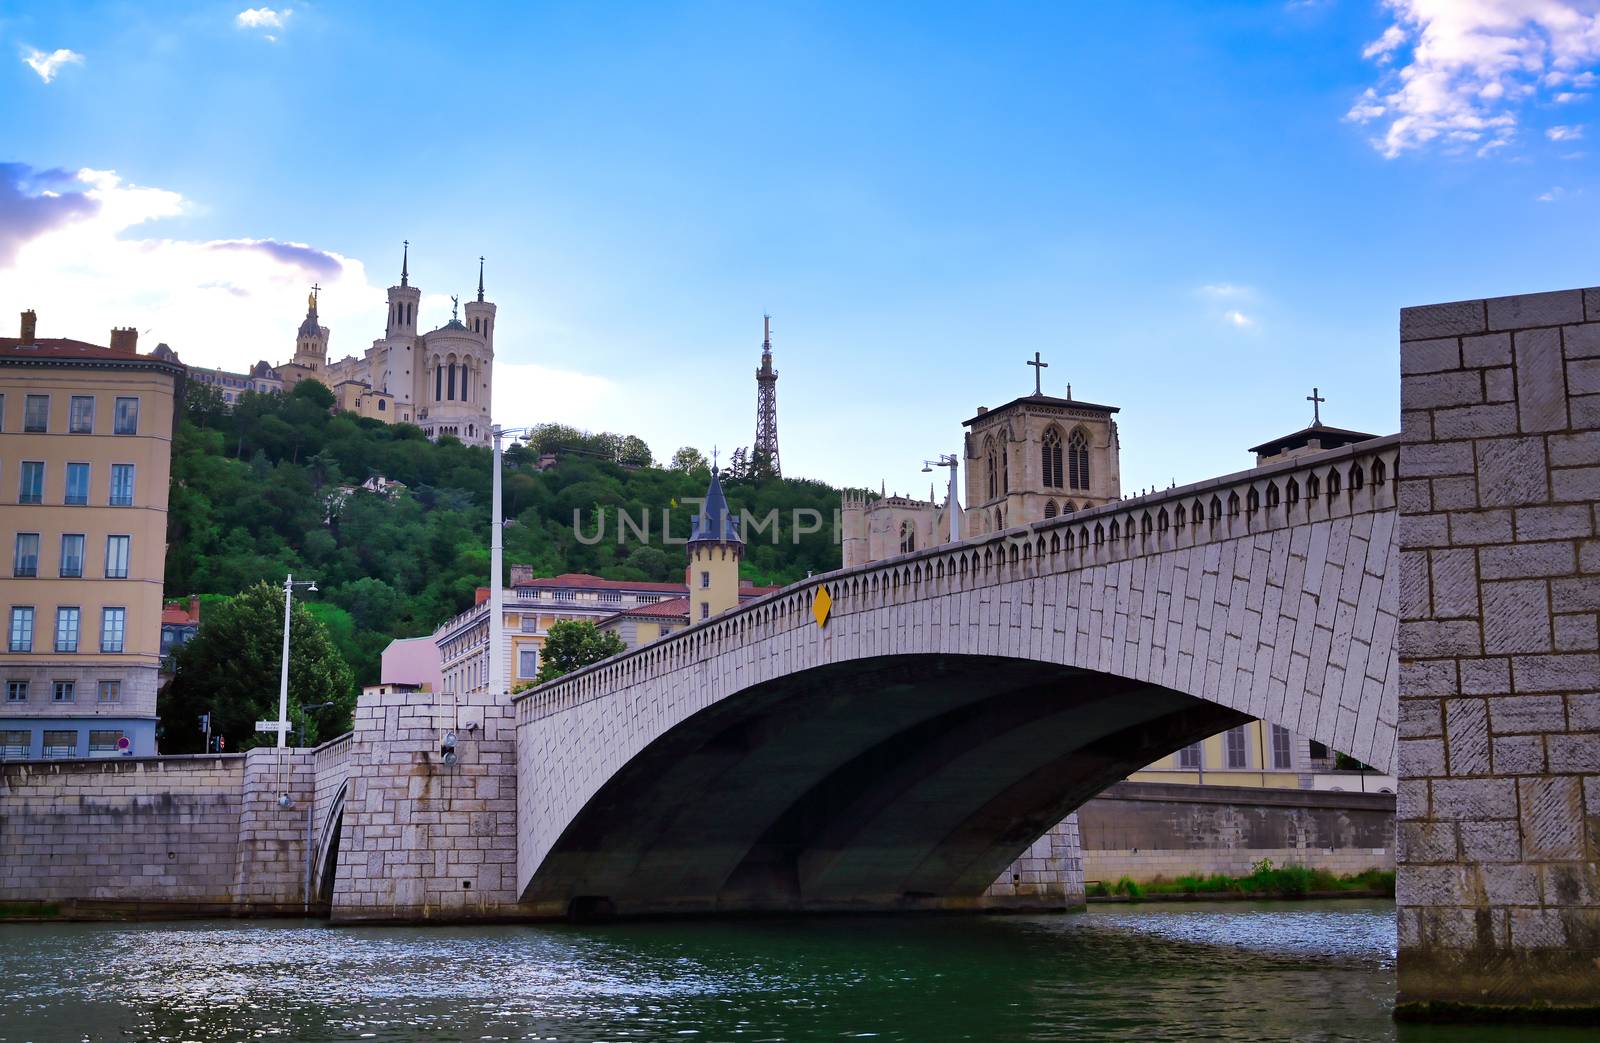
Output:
178 244 497 447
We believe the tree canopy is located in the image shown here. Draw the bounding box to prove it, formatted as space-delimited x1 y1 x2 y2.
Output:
535 620 628 682
164 382 846 704
159 580 356 752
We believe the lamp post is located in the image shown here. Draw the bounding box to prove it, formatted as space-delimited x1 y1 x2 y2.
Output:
489 425 531 699
922 454 961 544
276 574 317 749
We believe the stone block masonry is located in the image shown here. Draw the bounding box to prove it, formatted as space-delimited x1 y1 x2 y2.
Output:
329 689 519 922
1398 286 1600 1014
0 751 315 915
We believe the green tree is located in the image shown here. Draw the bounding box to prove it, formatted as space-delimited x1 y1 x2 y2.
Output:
669 446 709 473
159 581 356 753
536 619 626 682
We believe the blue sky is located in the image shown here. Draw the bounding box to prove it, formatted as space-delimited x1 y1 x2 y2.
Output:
3 1 1598 496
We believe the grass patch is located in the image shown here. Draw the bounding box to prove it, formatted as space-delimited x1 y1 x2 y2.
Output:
1099 860 1395 902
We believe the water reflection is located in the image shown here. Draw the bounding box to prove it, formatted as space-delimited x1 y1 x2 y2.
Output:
0 902 1586 1042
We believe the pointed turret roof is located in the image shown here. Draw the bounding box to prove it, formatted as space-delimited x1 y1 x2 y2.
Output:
690 467 742 545
401 240 410 287
477 256 485 302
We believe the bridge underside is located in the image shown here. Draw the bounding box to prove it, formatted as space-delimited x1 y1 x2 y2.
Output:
524 654 1249 917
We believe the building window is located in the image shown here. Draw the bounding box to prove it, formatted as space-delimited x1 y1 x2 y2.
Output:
899 521 915 553
9 607 34 652
52 680 75 703
0 730 28 757
55 607 79 653
42 730 77 758
18 461 44 504
700 602 709 620
1041 427 1064 488
24 394 48 432
110 464 135 506
518 649 539 678
69 395 94 433
13 533 39 577
1308 740 1330 763
1178 742 1202 769
5 681 27 703
378 399 386 411
105 535 130 579
1043 499 1058 519
113 397 139 435
1271 724 1293 770
984 438 999 499
59 534 84 578
101 608 126 653
1225 726 1249 769
89 730 125 754
700 571 710 589
1068 429 1090 491
65 462 90 505
97 679 121 704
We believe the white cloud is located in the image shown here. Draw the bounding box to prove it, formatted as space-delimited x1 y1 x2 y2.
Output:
1198 282 1254 299
1538 186 1566 201
1347 1 1600 158
1224 310 1254 328
22 48 84 83
1547 123 1586 139
0 164 610 423
236 7 291 41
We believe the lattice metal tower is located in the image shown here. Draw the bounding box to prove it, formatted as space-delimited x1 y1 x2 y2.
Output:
754 314 781 476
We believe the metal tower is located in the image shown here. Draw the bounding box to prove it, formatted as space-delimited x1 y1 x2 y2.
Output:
754 314 781 476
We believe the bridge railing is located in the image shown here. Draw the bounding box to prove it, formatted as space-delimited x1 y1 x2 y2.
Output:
513 435 1400 724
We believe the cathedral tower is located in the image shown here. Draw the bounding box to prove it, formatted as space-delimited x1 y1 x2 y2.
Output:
463 256 497 352
292 288 328 370
753 315 781 476
961 362 1121 537
687 466 743 622
386 241 422 340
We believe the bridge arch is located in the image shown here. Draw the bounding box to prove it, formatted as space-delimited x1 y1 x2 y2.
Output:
515 437 1400 919
313 778 348 906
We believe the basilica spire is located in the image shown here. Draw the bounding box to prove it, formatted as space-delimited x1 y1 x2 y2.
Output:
477 256 485 302
401 240 410 288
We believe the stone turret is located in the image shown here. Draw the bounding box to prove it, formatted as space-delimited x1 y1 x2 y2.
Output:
686 467 742 622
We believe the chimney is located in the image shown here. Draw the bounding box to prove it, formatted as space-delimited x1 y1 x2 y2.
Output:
975 406 987 415
188 596 201 621
20 310 37 343
509 563 533 587
474 586 491 606
109 327 138 353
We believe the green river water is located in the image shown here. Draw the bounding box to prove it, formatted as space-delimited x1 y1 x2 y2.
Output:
0 901 1586 1042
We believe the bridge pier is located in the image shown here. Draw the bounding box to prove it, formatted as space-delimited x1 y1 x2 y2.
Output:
1398 287 1600 1016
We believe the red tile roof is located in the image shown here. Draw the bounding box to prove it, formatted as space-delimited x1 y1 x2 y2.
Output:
0 339 183 374
515 572 687 593
161 602 201 626
610 596 691 620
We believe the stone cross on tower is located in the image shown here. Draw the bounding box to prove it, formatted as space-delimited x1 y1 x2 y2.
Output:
1307 386 1326 426
1027 351 1048 396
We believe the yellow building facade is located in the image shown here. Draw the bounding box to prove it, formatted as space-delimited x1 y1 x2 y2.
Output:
1 313 181 758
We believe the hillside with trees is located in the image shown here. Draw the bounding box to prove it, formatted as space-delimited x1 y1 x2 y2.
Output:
166 381 845 692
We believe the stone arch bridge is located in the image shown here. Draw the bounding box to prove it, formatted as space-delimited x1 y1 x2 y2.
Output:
509 435 1401 917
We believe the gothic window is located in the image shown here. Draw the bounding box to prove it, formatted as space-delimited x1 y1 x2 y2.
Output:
899 522 915 554
1158 508 1169 532
1287 479 1300 506
1175 504 1186 528
1372 458 1387 486
1326 468 1341 496
1041 428 1064 489
985 438 999 499
1002 441 1010 493
1061 501 1075 514
1227 492 1241 517
1266 483 1280 509
1044 499 1058 519
1067 429 1090 491
1307 474 1320 499
1246 488 1260 514
1350 464 1364 491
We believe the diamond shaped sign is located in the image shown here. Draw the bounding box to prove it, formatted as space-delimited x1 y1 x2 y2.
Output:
812 585 832 628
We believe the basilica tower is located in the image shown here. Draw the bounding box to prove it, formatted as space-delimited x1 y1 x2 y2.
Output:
292 289 328 370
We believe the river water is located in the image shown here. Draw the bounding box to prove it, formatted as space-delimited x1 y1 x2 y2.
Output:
0 901 1584 1042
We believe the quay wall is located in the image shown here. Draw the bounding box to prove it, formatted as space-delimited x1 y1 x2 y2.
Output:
1076 781 1394 884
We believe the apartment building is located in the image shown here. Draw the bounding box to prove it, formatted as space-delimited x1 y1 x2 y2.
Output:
0 311 183 758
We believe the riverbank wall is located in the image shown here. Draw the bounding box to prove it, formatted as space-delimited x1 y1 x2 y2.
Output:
0 748 317 916
1078 781 1395 885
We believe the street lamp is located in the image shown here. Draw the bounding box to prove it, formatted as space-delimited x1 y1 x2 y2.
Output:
275 574 317 749
922 454 961 544
490 424 532 700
